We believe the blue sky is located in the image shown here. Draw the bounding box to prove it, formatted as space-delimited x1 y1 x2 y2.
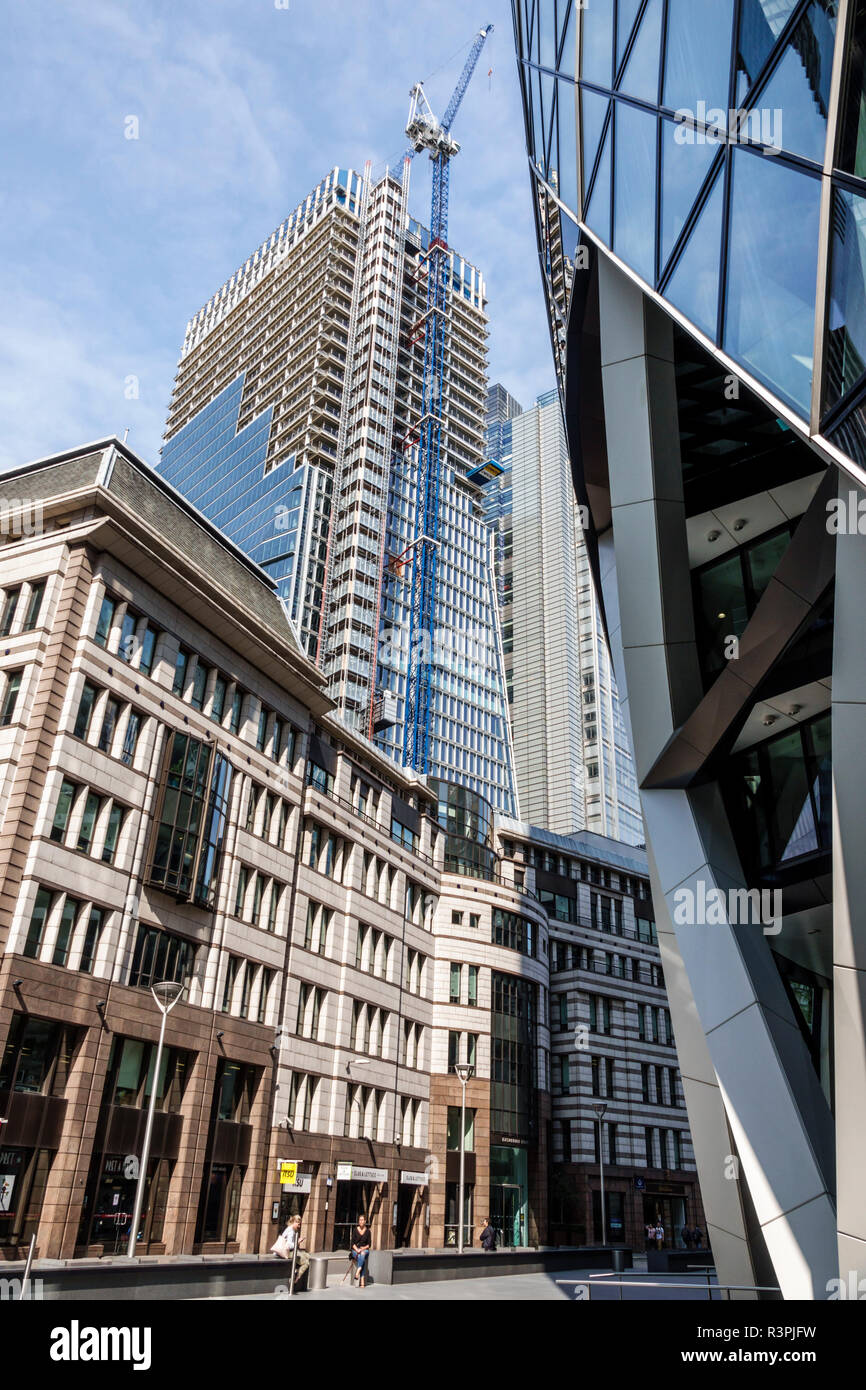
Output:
0 0 553 472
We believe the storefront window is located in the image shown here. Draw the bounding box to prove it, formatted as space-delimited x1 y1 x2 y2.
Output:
446 1105 475 1152
490 1146 528 1248
444 1181 473 1248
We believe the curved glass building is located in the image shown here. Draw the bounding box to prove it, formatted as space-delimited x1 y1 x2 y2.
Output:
512 0 866 1298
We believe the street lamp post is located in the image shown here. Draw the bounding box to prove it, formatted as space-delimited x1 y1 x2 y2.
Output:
127 980 186 1258
592 1102 608 1247
454 1063 473 1254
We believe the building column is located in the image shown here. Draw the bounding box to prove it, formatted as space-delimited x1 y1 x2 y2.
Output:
831 479 866 1291
596 256 837 1298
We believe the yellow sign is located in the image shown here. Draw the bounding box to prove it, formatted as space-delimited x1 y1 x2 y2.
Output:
278 1161 298 1186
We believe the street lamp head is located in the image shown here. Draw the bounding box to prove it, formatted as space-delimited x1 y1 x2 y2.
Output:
454 1063 474 1083
152 980 186 1013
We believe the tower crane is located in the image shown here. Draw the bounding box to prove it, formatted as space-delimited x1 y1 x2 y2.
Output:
401 22 493 775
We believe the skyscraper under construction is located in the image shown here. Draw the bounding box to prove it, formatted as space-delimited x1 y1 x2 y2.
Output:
160 166 518 817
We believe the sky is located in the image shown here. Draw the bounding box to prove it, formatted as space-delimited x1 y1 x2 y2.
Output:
0 0 554 473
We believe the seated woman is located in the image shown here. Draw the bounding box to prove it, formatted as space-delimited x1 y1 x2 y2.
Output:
352 1214 372 1289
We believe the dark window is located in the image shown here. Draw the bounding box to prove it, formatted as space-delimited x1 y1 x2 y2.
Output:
94 594 117 647
0 587 21 637
0 1013 79 1095
98 697 121 753
128 922 196 991
121 709 142 767
22 581 46 631
50 779 78 842
73 682 98 740
172 646 190 698
52 896 82 966
190 661 209 711
0 669 23 726
79 907 104 974
23 887 54 958
102 802 126 864
76 792 102 852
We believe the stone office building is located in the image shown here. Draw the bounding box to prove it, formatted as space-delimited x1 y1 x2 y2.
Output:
0 437 698 1259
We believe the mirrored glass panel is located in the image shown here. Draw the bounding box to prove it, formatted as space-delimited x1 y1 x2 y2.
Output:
660 115 719 268
663 0 735 119
616 0 643 69
825 187 866 407
539 0 557 69
724 148 821 416
586 120 613 244
582 0 614 87
613 100 657 283
756 0 837 163
736 0 799 102
838 0 866 176
554 77 579 211
664 169 724 337
581 88 610 194
558 0 578 78
618 0 663 104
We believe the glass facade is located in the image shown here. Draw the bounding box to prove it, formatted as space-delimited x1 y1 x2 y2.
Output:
514 0 866 460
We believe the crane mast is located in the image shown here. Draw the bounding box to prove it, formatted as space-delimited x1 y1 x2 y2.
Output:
401 23 493 775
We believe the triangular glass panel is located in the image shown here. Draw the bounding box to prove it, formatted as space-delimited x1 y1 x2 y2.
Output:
581 89 610 195
619 0 663 102
545 85 559 179
539 69 556 173
558 0 577 78
750 0 837 164
664 168 724 340
616 0 643 69
555 78 578 211
735 0 799 102
585 119 612 245
523 0 534 65
582 0 614 87
660 116 720 270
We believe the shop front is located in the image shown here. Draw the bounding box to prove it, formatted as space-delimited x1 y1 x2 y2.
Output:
276 1161 314 1228
332 1163 388 1251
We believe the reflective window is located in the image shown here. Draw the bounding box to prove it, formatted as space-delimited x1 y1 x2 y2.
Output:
557 0 577 78
618 0 662 103
616 0 643 69
581 0 614 87
736 0 799 102
665 168 724 338
757 0 837 163
613 101 657 284
824 186 866 407
581 88 610 195
663 0 735 118
539 0 557 69
554 77 578 211
724 148 821 416
839 0 866 176
660 117 719 268
586 119 612 244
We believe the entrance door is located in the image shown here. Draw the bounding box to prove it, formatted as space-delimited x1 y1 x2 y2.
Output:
492 1184 522 1248
395 1185 418 1248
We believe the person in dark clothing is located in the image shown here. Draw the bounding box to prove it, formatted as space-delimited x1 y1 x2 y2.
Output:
693 1226 704 1250
352 1214 372 1288
479 1219 496 1252
681 1225 693 1250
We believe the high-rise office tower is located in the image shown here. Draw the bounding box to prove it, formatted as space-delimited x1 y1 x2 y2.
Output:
484 385 641 842
160 166 518 817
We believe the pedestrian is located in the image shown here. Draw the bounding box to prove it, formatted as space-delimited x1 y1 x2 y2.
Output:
693 1225 704 1250
352 1213 372 1288
656 1220 665 1250
681 1224 693 1250
479 1217 496 1252
284 1214 310 1287
644 1221 655 1251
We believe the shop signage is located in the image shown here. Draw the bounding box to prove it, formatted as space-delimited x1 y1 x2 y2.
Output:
284 1174 312 1193
497 1135 524 1147
278 1161 298 1186
337 1163 388 1184
399 1171 427 1187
